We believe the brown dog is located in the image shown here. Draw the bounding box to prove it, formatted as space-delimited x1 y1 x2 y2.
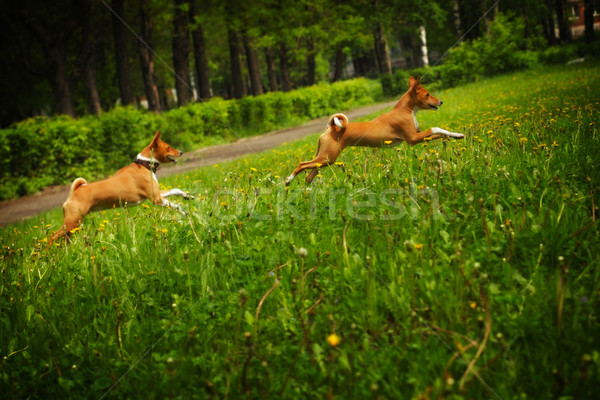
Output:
50 131 192 243
286 76 464 185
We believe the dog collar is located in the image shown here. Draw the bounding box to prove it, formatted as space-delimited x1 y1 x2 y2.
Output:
134 157 160 173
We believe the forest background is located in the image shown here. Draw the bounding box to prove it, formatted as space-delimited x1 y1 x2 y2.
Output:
0 0 598 200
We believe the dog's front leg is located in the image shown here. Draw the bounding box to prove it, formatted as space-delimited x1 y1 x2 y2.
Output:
160 197 187 215
161 188 194 200
430 127 464 139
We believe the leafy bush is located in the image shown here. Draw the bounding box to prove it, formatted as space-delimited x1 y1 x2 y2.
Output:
0 78 381 200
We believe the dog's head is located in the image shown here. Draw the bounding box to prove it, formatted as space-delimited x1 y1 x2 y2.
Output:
146 131 183 164
409 76 443 111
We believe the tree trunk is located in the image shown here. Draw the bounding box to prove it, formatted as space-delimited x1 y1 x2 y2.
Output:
244 34 263 96
265 47 278 92
228 27 246 99
138 0 161 112
555 0 571 42
83 54 102 115
172 0 192 106
111 0 134 105
49 43 77 117
78 0 101 115
452 0 463 41
544 0 558 45
22 15 76 117
373 23 391 75
419 25 429 68
305 37 316 86
584 0 595 43
278 43 292 92
333 46 345 82
189 0 211 99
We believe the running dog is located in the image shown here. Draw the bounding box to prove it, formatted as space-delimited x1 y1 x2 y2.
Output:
50 131 192 243
286 76 464 185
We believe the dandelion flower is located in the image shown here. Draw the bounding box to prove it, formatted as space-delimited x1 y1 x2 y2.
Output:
250 167 257 172
327 333 341 347
315 163 322 168
384 140 392 144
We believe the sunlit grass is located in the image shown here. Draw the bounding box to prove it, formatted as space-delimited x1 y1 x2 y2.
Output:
1 62 599 399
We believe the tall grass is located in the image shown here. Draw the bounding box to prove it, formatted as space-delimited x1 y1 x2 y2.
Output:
1 62 599 399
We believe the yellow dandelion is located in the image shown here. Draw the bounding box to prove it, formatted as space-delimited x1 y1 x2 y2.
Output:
315 163 322 168
161 229 168 234
520 137 528 143
414 243 423 250
250 167 257 172
335 162 344 166
142 204 150 209
487 130 493 134
470 302 477 309
552 140 558 147
384 140 392 144
327 333 341 347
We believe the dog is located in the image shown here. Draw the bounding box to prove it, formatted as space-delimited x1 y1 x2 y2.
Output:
50 131 192 243
286 76 464 185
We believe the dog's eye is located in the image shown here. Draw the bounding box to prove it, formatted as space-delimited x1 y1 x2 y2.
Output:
426 93 430 97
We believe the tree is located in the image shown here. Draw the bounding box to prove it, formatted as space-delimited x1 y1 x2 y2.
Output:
20 2 78 117
278 43 292 92
584 0 596 44
189 0 211 99
138 0 161 112
172 0 192 106
244 34 264 96
555 0 571 42
111 0 135 106
264 46 278 91
77 0 102 115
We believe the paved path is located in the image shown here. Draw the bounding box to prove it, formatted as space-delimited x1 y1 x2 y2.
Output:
0 101 396 227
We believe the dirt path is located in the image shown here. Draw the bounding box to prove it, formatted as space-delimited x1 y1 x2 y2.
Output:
0 101 396 227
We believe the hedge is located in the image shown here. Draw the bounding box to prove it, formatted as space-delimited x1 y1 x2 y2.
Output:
0 78 381 200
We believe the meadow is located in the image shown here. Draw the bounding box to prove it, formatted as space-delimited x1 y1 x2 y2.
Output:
1 62 599 399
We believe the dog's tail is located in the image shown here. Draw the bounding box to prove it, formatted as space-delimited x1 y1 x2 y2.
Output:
329 113 348 129
70 178 87 194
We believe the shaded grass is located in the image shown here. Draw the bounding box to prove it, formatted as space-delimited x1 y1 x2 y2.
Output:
1 62 599 399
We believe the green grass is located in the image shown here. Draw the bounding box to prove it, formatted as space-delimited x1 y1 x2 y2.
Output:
2 62 599 399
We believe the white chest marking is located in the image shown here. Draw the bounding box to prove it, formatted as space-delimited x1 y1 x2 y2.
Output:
412 110 420 131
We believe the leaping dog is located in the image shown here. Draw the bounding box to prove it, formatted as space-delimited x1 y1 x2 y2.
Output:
286 76 464 185
50 131 192 244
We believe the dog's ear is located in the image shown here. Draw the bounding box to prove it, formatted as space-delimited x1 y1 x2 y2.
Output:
409 76 421 91
150 131 161 147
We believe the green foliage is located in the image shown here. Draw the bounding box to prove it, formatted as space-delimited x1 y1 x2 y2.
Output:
1 62 599 399
437 13 537 87
384 13 556 95
0 78 381 201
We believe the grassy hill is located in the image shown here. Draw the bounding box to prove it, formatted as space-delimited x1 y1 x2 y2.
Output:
1 61 599 399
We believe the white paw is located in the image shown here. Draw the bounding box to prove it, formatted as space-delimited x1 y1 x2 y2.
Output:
285 174 295 186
